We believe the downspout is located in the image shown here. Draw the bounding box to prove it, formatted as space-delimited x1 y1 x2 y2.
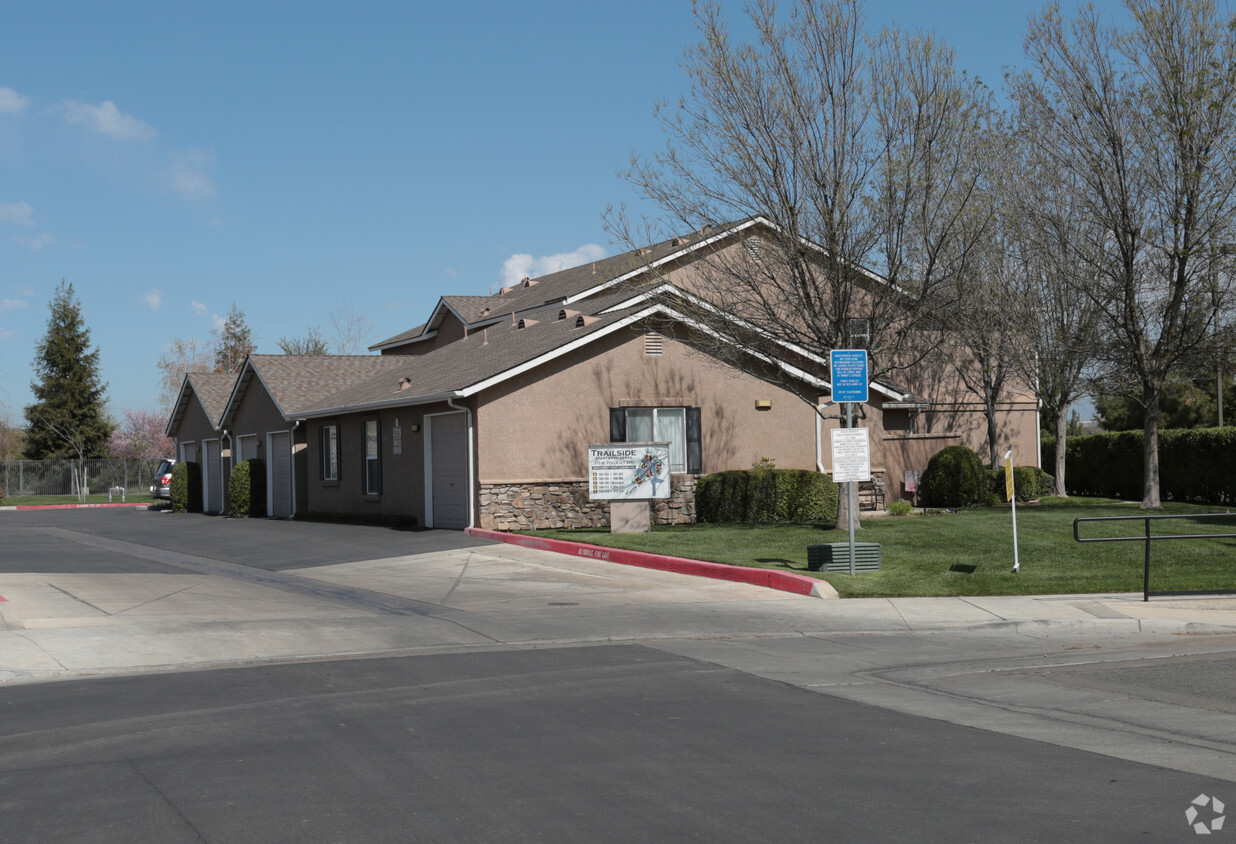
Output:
290 420 300 517
447 398 476 528
816 403 825 473
220 428 231 514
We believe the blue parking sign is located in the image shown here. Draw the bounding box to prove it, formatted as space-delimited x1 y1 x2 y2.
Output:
830 349 868 403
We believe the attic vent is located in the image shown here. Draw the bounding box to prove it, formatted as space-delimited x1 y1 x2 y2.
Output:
480 308 490 317
644 332 664 356
745 238 765 264
558 308 579 321
558 309 568 320
398 377 413 391
516 318 538 330
522 277 537 287
575 316 586 329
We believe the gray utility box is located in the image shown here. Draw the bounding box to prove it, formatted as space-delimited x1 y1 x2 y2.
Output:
807 542 882 572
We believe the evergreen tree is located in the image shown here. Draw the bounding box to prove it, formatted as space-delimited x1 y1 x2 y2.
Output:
23 280 112 459
214 303 255 373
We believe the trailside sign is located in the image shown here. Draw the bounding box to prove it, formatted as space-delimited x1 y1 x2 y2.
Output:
830 349 869 403
588 443 672 500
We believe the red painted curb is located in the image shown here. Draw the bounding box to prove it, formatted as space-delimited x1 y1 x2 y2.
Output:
466 528 825 597
3 502 153 511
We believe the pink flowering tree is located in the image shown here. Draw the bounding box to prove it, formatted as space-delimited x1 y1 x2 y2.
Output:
107 409 174 460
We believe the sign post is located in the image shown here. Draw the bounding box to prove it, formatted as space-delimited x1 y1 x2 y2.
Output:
830 350 870 574
1005 449 1020 573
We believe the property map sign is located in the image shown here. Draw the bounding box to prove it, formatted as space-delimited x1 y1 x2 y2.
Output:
588 443 671 500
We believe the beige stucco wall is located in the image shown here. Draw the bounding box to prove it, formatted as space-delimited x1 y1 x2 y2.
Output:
475 325 824 482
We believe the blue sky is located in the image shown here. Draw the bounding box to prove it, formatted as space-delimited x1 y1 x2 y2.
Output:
1 0 1133 421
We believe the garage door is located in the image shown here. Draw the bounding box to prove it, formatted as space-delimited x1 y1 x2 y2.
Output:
269 431 293 518
429 413 468 529
204 439 223 514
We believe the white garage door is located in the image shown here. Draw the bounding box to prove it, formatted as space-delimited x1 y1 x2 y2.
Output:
204 439 223 514
269 431 293 518
429 413 468 529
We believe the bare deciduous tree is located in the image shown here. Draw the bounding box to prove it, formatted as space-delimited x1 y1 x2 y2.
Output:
156 338 215 414
328 303 375 355
1012 0 1236 507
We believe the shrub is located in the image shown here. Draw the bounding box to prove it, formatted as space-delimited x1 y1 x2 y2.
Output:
696 468 838 527
919 445 989 508
170 461 202 513
228 458 265 518
888 499 913 517
990 465 1055 502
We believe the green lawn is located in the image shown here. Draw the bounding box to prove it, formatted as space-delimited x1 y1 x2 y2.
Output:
525 498 1236 597
0 493 156 507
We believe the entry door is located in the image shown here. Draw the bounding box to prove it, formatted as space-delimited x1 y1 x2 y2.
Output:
204 440 223 513
428 413 468 529
269 431 293 518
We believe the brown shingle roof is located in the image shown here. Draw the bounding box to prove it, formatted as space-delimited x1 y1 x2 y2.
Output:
189 372 241 426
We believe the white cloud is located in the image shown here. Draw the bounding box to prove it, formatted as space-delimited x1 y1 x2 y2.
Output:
60 99 157 141
0 299 29 312
143 289 163 311
0 327 16 339
167 148 216 199
191 300 224 331
499 243 607 287
0 200 35 227
13 232 53 251
0 87 30 114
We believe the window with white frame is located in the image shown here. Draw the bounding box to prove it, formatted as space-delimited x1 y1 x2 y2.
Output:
609 406 701 474
320 425 339 481
363 420 381 495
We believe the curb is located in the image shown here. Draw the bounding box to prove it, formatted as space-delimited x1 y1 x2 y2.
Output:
0 502 153 511
465 528 834 598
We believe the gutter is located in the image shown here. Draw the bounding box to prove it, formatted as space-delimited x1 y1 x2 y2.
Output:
447 398 477 529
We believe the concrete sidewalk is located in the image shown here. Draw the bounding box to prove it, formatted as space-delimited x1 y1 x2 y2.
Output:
2 533 1235 686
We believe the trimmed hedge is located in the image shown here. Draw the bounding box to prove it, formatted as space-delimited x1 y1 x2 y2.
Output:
696 469 839 527
228 458 266 518
990 465 1055 503
1044 427 1236 503
170 461 202 513
919 445 989 508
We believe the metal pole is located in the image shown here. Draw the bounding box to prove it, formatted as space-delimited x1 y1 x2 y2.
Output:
1143 517 1152 602
848 401 856 575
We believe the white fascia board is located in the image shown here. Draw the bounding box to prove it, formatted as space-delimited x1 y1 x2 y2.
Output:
165 376 195 438
221 362 289 429
293 390 466 421
597 283 906 401
563 218 770 305
369 328 439 352
458 308 667 397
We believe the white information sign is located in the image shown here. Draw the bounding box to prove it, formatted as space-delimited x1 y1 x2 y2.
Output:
830 428 871 483
588 443 671 500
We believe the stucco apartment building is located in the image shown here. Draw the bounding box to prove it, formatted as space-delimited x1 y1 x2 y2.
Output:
166 219 1040 529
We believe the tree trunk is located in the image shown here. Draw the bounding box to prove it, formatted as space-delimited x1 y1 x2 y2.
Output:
1141 393 1162 508
985 399 1000 469
1054 403 1069 497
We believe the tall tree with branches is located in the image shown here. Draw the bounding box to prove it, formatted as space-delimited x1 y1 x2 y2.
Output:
611 0 995 409
1011 0 1236 507
23 280 112 460
214 303 255 373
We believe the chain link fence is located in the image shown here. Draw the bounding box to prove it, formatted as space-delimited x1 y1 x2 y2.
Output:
0 458 164 498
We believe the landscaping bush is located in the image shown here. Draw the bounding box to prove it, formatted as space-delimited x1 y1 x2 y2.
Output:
228 458 265 518
696 468 838 527
989 465 1054 503
888 499 914 517
918 445 989 508
170 461 202 513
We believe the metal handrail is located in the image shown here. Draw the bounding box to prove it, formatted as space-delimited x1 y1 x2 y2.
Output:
1073 512 1236 602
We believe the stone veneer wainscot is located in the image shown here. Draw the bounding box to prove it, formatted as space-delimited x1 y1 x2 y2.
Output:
479 477 698 531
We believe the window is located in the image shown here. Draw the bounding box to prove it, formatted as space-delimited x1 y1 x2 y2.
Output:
363 420 381 495
320 425 339 481
847 317 871 349
609 406 702 474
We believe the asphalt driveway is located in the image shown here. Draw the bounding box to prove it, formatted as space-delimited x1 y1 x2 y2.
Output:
0 507 494 573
